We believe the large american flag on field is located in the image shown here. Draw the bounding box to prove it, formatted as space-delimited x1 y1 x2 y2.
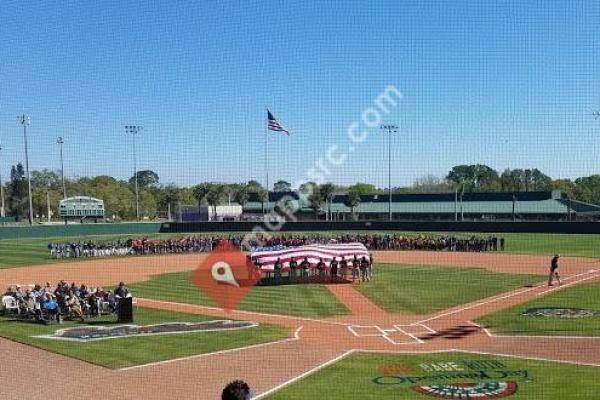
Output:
267 110 290 135
251 242 370 271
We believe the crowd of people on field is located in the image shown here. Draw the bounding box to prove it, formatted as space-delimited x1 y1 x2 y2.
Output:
1 281 132 324
259 253 374 286
47 233 505 259
250 233 505 252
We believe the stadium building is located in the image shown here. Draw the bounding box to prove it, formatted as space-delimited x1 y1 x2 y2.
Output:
240 190 600 222
58 196 105 221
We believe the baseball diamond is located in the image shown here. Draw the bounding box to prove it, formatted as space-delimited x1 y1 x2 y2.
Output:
3 2 600 398
2 234 600 399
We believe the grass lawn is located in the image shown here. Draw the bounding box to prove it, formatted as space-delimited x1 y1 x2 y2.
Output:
355 264 543 314
0 306 287 369
0 233 183 269
266 352 600 399
129 271 350 317
498 232 600 258
0 231 598 270
476 282 600 336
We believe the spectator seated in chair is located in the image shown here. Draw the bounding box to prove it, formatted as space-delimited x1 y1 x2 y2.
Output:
40 294 61 324
65 290 85 322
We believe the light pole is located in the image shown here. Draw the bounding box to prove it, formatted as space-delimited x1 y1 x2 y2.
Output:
17 114 34 225
380 124 397 221
0 143 5 218
125 125 143 221
57 136 66 199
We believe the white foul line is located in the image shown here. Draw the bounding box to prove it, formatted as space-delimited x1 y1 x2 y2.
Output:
468 320 600 340
417 270 599 324
118 325 303 372
536 271 600 296
138 298 353 327
253 350 357 399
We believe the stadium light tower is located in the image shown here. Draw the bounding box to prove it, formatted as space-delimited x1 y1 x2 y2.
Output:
57 136 67 199
381 124 398 221
0 143 5 218
125 125 143 221
17 114 34 225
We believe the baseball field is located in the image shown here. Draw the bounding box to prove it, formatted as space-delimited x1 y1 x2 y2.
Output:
1 231 600 399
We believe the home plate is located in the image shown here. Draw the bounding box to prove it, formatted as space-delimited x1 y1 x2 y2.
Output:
348 325 385 337
384 329 424 345
394 323 437 336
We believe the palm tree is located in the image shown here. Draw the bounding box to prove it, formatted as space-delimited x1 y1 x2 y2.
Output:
344 189 361 221
192 183 211 211
205 184 226 219
319 183 336 221
160 184 180 221
307 185 324 220
233 185 250 217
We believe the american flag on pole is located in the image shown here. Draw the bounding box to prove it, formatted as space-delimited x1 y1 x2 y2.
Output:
251 242 369 271
267 110 290 135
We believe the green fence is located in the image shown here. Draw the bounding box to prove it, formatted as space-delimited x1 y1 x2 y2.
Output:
0 222 162 240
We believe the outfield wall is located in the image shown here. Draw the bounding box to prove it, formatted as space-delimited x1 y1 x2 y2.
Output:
2 220 600 240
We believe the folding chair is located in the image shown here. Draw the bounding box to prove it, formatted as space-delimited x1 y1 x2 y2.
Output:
2 296 20 315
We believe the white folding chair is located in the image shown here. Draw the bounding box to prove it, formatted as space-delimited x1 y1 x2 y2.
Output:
2 296 20 315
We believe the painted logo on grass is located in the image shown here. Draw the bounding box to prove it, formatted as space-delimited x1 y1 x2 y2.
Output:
413 381 518 398
522 307 599 319
34 320 258 342
191 239 262 311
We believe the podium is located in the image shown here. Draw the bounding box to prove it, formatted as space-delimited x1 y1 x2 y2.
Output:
117 297 133 323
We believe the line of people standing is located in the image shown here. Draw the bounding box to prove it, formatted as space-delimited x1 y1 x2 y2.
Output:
268 254 373 285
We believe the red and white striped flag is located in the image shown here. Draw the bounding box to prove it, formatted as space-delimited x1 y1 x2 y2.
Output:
267 110 290 135
251 243 369 271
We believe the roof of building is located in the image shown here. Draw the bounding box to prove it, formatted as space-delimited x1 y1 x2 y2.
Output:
242 190 600 215
59 196 104 204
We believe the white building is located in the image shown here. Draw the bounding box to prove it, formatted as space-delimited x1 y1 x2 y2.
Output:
59 196 105 219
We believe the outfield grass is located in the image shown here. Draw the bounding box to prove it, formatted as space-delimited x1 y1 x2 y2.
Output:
129 271 351 317
355 264 543 314
267 352 600 399
0 231 598 270
476 282 600 336
0 306 287 369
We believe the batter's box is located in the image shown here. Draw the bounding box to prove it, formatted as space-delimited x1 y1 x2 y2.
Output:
384 329 424 345
348 325 386 337
394 323 437 336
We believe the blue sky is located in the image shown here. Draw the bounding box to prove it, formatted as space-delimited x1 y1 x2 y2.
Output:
1 0 599 189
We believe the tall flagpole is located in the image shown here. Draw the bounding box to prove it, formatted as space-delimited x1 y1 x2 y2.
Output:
265 110 269 194
264 109 269 216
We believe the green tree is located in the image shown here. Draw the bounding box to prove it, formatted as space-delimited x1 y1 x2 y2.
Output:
158 184 180 220
347 182 381 195
205 184 227 217
307 184 324 219
319 183 336 221
233 185 250 209
8 163 28 220
411 175 453 193
273 180 291 192
129 170 159 188
574 175 600 204
31 169 61 190
447 164 499 191
344 188 361 221
531 168 552 191
192 183 211 208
